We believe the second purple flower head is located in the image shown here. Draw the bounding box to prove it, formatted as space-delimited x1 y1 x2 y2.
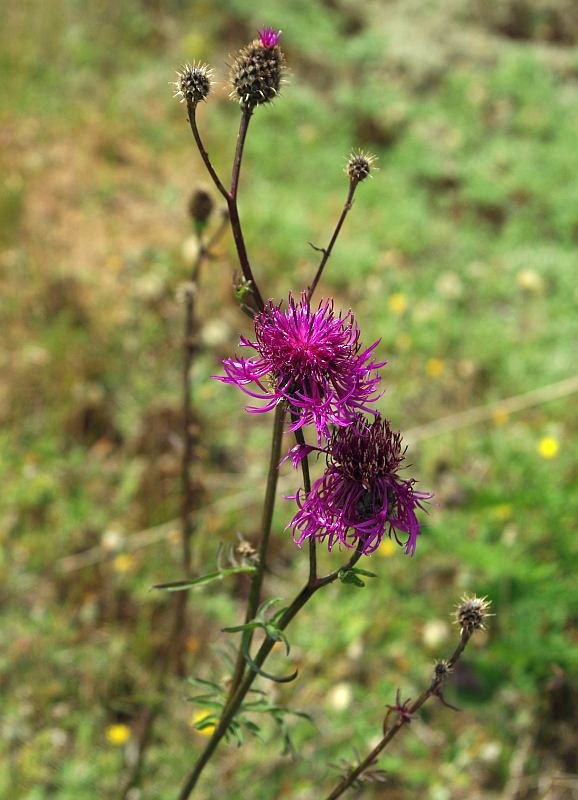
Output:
217 293 385 443
288 414 431 556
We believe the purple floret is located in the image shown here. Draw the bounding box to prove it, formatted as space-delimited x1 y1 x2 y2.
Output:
217 293 385 444
258 26 282 48
288 415 431 556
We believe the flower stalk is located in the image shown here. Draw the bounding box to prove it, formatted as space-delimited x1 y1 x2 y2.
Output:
185 101 264 313
323 596 492 800
164 26 476 800
119 206 228 799
177 546 364 800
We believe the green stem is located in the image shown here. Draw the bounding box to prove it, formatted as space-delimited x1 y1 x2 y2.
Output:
292 425 316 582
323 630 472 800
308 180 357 301
223 402 286 711
186 102 264 312
177 547 364 800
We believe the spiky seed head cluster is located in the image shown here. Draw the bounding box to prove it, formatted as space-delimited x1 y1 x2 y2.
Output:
229 30 285 109
173 62 213 104
454 595 492 635
346 150 378 183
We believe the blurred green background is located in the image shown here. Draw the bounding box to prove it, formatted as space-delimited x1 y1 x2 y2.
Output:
1 0 577 798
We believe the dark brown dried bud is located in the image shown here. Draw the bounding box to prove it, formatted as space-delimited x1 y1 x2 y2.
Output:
173 62 213 105
434 660 451 679
188 188 214 229
346 150 377 183
229 37 285 109
454 595 492 635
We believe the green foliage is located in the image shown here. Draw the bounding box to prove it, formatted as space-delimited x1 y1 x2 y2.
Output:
153 566 257 592
338 566 378 587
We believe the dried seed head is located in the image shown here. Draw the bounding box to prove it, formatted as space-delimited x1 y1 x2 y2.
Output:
434 660 451 679
454 595 492 635
188 188 214 229
173 62 213 104
235 539 259 566
229 30 285 109
346 150 378 183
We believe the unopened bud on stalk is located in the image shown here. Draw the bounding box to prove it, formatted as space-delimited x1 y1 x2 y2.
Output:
454 595 492 635
173 62 213 105
434 660 451 679
346 150 377 184
188 188 214 232
229 27 285 109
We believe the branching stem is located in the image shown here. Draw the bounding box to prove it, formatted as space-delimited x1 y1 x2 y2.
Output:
186 102 264 312
323 629 473 800
308 180 358 301
224 401 286 708
177 547 363 800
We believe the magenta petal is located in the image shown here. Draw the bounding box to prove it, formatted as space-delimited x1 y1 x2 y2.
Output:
215 292 385 444
287 415 431 557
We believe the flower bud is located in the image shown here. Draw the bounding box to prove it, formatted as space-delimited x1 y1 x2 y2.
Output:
434 660 451 679
188 188 214 232
173 62 213 105
346 150 377 184
229 28 285 109
454 595 492 635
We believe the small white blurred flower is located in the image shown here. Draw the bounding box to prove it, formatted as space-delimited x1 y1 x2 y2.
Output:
102 528 124 551
327 682 353 711
422 619 451 650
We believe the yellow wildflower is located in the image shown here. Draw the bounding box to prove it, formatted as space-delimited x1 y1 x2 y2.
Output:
105 724 131 746
426 358 444 378
491 408 509 427
377 538 396 558
113 553 135 573
388 293 408 316
538 436 559 460
191 711 216 737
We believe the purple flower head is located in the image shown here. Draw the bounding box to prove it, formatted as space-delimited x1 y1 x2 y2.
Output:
258 26 282 48
217 293 385 443
288 415 431 556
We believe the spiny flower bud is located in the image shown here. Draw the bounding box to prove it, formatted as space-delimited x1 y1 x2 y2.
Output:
173 62 213 105
434 660 451 679
346 150 377 183
454 595 492 635
229 28 285 109
188 188 214 231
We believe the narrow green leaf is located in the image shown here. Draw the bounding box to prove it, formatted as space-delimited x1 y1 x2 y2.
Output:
241 630 298 684
188 676 223 692
152 565 257 592
189 697 222 709
268 606 290 626
188 692 219 704
264 625 291 655
264 624 282 641
340 572 366 587
222 620 264 634
349 568 378 578
256 596 284 619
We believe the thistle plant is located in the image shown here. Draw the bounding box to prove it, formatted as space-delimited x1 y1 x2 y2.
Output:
148 26 493 799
